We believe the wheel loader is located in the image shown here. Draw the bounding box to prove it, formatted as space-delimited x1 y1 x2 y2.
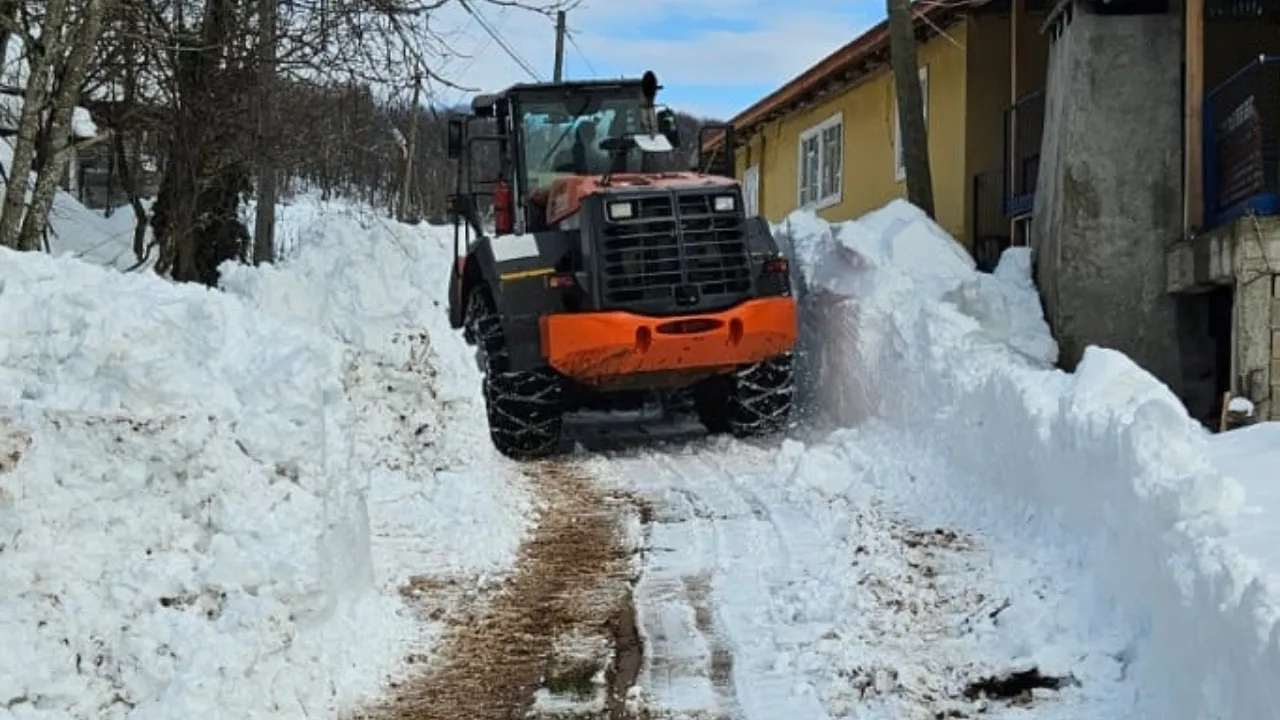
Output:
444 71 797 460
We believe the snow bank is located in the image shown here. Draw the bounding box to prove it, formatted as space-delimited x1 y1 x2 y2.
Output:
217 197 532 571
219 203 535 583
0 244 411 717
778 200 1280 720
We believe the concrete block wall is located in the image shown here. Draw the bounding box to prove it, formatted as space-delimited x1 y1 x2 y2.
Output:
1272 277 1280 420
1165 216 1280 423
1031 0 1185 392
1229 219 1280 421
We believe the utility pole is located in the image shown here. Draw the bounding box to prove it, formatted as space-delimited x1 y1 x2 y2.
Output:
399 73 421 223
886 0 934 219
553 10 566 82
253 0 279 265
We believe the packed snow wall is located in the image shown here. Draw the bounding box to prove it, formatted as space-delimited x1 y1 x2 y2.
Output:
0 245 393 716
775 201 1280 720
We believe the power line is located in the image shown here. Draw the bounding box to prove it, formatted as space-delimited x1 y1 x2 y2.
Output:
443 5 510 107
459 0 542 81
564 29 597 77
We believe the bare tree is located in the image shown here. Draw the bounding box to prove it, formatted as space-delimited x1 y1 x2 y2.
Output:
0 0 581 280
887 0 935 218
253 0 278 265
16 0 110 251
0 0 20 78
125 0 579 284
0 0 67 249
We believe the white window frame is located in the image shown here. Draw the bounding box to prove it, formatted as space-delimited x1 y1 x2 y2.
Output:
742 164 761 217
894 65 930 182
796 111 843 210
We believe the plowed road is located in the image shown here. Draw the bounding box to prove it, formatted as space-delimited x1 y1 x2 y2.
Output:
343 337 1135 720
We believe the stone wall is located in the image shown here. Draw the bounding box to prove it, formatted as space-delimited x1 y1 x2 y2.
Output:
1166 215 1280 421
1270 276 1279 420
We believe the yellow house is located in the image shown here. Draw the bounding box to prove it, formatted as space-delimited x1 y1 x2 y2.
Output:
704 0 1053 270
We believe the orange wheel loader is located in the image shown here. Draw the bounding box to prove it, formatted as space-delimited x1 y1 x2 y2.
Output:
444 71 797 460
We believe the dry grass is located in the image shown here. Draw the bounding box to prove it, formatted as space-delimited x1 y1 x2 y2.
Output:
353 460 643 720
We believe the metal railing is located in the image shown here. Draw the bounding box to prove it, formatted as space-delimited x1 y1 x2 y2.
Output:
1204 55 1280 228
1003 89 1045 218
973 169 1011 273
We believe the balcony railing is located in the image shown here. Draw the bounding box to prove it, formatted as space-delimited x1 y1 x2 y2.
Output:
1003 89 1045 219
973 169 1010 272
1204 55 1280 229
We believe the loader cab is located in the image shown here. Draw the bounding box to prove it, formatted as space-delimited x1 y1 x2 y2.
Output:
449 74 685 237
513 86 672 193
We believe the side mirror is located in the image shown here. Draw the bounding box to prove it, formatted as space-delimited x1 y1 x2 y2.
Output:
656 108 681 148
642 71 660 105
447 118 463 159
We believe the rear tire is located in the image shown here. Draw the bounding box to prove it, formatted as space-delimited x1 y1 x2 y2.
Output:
694 353 795 438
465 287 565 460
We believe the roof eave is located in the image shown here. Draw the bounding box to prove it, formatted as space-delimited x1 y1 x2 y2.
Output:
699 0 972 155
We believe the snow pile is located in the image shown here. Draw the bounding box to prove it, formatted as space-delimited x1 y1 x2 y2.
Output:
777 199 1280 720
1207 421 1280 580
219 204 535 584
0 195 534 718
0 244 412 718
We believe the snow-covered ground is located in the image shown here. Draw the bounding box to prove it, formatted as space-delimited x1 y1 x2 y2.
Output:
3 186 1280 720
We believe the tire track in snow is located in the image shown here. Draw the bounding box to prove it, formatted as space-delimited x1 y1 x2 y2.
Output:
589 432 1133 720
608 444 831 719
642 453 737 719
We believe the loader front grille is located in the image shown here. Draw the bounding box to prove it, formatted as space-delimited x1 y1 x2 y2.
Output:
598 192 752 311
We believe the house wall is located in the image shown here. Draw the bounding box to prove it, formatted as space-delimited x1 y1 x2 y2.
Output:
1015 6 1053 95
734 21 971 247
964 12 1013 238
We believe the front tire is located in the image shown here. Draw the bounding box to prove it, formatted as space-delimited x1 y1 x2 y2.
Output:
464 287 565 460
694 353 795 438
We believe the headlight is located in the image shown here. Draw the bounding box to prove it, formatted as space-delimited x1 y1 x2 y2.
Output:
607 201 634 220
713 195 736 212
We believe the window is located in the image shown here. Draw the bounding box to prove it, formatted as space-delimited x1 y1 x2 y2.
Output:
742 164 760 217
894 65 930 182
797 112 843 209
517 93 648 192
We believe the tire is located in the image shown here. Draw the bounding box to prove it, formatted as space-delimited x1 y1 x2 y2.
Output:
694 353 795 438
464 287 565 460
659 387 698 421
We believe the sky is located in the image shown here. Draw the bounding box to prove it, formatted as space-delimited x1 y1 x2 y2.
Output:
426 0 886 121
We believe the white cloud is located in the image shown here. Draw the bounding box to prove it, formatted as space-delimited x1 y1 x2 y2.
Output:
573 12 868 87
422 0 876 117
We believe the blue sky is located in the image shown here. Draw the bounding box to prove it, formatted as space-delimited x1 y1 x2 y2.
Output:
431 0 887 120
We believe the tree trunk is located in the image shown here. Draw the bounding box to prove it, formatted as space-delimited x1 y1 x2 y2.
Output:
0 0 68 249
887 0 935 218
398 76 421 222
113 131 151 265
0 0 19 78
253 0 278 265
17 0 110 252
155 0 249 285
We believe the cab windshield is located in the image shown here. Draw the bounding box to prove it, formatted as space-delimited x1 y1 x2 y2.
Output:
519 94 650 193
